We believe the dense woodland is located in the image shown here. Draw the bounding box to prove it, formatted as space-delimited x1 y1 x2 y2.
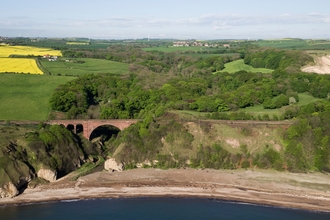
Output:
50 46 328 121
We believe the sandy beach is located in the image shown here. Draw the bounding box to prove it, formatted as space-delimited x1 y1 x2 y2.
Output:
1 168 330 212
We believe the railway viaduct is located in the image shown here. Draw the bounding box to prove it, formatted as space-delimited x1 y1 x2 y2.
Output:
48 119 138 140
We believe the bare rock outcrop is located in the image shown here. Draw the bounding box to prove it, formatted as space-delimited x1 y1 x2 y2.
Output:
302 56 330 74
104 158 124 172
37 168 57 182
0 182 19 198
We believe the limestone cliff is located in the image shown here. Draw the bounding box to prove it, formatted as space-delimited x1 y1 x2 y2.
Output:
37 168 57 182
0 182 19 198
104 158 124 172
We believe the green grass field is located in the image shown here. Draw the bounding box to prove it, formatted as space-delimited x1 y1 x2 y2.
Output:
219 59 274 74
242 93 322 118
253 39 330 50
40 58 129 76
254 39 309 49
0 74 75 120
295 93 323 106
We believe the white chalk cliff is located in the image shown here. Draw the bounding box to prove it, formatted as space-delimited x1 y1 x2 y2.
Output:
104 158 124 172
37 168 57 182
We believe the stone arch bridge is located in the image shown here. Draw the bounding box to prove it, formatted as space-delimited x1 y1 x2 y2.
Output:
48 119 138 140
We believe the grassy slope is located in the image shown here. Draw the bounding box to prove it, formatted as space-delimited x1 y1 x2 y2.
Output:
40 58 129 76
0 74 75 120
219 59 274 74
295 93 323 106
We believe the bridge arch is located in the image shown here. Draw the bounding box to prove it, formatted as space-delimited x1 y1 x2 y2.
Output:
67 124 75 132
76 124 84 134
89 124 120 141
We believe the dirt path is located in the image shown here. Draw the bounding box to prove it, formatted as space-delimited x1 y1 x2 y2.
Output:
302 56 330 74
1 168 330 212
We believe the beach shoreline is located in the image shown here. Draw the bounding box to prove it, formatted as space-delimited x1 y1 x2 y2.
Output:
1 168 330 212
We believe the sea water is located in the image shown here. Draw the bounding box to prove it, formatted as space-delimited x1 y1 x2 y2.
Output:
1 197 329 220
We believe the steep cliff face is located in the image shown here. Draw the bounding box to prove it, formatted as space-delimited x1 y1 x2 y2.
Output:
0 124 95 198
0 158 34 198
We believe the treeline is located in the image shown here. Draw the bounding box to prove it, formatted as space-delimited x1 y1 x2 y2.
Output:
244 49 313 72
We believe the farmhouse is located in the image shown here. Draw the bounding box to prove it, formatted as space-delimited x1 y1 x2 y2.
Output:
43 54 58 61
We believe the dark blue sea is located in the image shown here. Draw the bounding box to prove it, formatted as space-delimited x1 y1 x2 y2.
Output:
1 197 329 220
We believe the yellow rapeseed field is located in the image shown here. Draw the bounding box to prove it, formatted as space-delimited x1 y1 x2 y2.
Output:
0 45 61 74
0 45 62 57
0 58 43 74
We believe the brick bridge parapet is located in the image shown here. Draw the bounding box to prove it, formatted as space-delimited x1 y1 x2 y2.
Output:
48 119 138 140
